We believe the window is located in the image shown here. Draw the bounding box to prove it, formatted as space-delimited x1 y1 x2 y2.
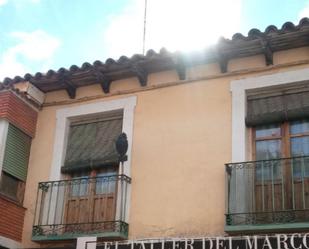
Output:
70 171 89 197
69 168 117 197
0 172 25 202
290 120 309 177
65 167 118 226
252 119 309 213
62 110 123 226
247 87 309 180
32 97 135 240
0 124 31 203
227 70 309 229
253 119 309 175
254 124 282 180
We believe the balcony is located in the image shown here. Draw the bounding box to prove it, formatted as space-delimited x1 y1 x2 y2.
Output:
32 174 131 241
225 156 309 233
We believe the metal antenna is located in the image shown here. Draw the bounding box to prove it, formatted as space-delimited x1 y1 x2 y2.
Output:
142 0 148 55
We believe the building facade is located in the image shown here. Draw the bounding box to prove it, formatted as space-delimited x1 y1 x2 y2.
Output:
1 18 309 249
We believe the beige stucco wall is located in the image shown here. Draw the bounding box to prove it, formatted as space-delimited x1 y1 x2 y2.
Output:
21 46 309 247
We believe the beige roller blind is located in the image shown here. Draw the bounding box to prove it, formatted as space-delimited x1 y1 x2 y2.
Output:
246 89 309 126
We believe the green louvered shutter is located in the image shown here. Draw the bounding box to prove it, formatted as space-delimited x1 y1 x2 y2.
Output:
2 124 31 181
61 111 123 173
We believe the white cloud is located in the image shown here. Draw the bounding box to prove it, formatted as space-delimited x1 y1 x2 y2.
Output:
299 1 309 20
102 1 144 58
0 30 61 80
102 0 242 58
0 0 8 6
0 0 40 8
9 30 60 61
0 51 28 80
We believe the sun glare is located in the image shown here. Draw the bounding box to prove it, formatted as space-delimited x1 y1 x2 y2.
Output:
146 0 242 53
103 0 242 59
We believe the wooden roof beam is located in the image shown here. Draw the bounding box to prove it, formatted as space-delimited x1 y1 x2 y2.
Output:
58 75 76 99
173 53 186 80
259 38 273 66
131 64 148 86
216 43 229 73
64 81 76 99
218 52 229 73
101 79 112 94
216 39 230 73
93 70 112 93
219 57 228 73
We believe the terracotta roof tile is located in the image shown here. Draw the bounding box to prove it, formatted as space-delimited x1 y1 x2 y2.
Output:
2 18 309 98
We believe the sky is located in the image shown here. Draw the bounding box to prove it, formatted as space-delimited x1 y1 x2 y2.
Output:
0 0 309 80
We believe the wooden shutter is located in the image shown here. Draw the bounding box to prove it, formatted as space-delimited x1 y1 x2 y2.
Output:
246 90 309 126
61 111 123 173
2 124 31 181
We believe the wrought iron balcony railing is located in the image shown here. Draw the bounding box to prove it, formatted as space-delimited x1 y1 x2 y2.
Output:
32 174 131 241
226 156 309 227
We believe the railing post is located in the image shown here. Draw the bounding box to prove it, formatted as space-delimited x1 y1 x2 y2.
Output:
252 162 255 212
123 176 128 220
261 161 265 212
301 156 306 209
115 175 122 221
281 158 285 210
271 160 275 211
291 158 295 210
225 164 231 218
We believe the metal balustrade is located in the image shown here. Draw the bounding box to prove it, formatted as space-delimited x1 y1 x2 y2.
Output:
32 174 131 240
225 156 309 226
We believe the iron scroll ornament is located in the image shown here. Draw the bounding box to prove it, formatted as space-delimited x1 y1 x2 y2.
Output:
116 133 128 163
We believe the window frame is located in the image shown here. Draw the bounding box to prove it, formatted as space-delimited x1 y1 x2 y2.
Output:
252 123 284 160
231 68 309 163
49 96 136 224
0 121 31 204
0 171 25 203
252 120 309 184
252 120 309 160
228 69 309 232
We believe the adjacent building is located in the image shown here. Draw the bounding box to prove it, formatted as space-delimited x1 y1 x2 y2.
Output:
1 18 309 249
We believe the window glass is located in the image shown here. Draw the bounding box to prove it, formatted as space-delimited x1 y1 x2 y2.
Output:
0 172 24 202
255 159 282 181
256 140 281 160
96 168 117 194
290 156 309 178
256 140 282 180
70 172 89 197
256 124 281 138
69 168 118 196
290 120 309 135
291 137 309 156
254 120 309 179
291 136 309 177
